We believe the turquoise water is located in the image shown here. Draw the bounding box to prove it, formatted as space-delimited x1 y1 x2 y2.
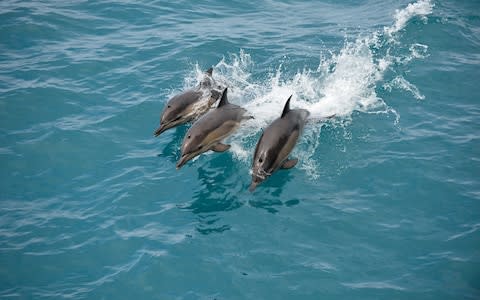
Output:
1 0 479 299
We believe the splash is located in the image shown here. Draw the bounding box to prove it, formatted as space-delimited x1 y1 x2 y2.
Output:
384 76 426 100
185 0 433 178
384 0 434 37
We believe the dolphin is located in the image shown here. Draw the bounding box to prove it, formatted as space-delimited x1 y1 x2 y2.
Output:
249 95 310 191
176 88 251 169
154 67 222 137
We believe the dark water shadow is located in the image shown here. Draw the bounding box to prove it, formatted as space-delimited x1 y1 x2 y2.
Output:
180 153 245 235
156 125 189 163
247 168 298 213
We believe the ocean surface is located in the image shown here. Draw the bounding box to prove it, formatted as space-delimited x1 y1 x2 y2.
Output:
1 0 479 299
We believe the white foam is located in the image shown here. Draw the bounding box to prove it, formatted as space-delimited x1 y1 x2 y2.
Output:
384 76 425 100
409 43 429 60
384 0 434 37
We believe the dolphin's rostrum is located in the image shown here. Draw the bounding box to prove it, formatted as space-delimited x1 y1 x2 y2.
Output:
249 95 310 191
154 68 222 137
177 88 252 169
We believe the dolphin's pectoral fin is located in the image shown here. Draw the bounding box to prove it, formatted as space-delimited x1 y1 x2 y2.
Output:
281 158 298 169
211 143 231 152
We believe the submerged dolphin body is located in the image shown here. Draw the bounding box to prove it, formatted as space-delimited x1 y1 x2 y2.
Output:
249 96 310 191
154 68 222 137
177 88 251 169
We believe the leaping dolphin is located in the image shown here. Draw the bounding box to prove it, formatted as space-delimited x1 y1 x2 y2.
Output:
176 88 251 169
154 68 222 137
249 95 310 191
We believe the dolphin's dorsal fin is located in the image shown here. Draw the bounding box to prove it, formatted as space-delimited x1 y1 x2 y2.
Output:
281 95 292 118
205 67 213 76
218 88 229 107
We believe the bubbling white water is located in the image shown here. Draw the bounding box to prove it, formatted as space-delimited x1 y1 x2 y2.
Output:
384 0 434 37
182 0 433 178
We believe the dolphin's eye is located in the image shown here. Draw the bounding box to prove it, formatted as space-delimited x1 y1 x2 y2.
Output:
167 105 171 108
259 158 263 163
187 135 191 139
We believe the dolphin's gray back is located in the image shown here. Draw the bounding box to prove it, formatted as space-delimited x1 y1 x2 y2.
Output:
169 89 202 108
254 108 309 172
186 103 246 140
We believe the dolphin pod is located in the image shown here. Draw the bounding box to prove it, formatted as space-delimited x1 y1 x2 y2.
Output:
154 68 222 137
155 67 328 191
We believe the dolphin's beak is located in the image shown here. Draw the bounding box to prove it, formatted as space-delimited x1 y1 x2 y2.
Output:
154 124 167 137
176 154 190 169
249 181 258 192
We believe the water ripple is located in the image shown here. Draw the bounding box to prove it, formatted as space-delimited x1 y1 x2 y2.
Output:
115 222 189 244
342 281 406 291
0 0 478 298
